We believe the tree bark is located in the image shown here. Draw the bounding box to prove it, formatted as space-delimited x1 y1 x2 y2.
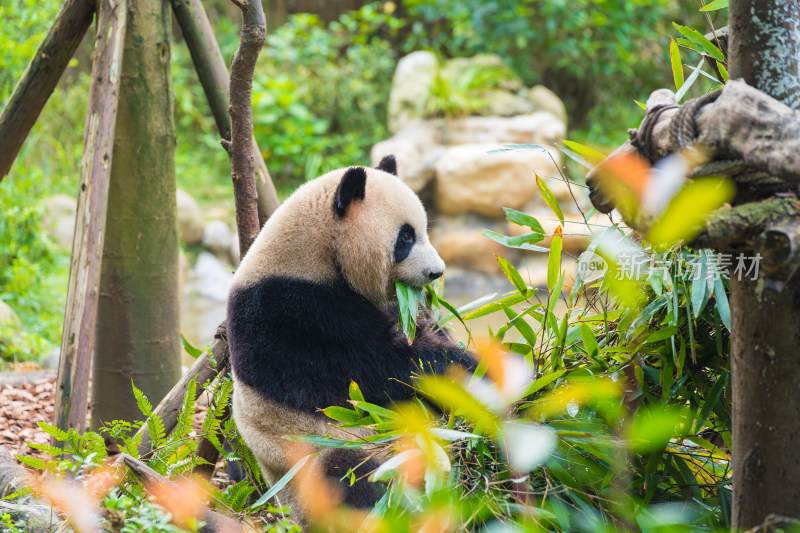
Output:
170 0 280 224
728 0 800 528
0 0 95 181
92 0 181 430
227 0 267 256
54 0 127 434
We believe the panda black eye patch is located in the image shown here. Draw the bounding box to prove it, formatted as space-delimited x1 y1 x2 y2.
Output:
394 224 415 263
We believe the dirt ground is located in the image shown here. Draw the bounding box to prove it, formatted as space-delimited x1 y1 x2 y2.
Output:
0 373 218 476
0 375 59 462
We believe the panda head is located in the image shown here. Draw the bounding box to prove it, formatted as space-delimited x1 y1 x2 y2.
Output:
233 155 445 309
331 155 445 307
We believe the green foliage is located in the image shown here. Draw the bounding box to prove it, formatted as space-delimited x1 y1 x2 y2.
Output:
0 167 70 364
286 176 734 530
172 5 398 193
18 369 287 530
254 7 398 185
402 0 679 127
424 58 521 118
0 0 63 104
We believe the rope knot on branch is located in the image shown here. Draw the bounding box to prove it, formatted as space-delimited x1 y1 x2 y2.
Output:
587 79 800 283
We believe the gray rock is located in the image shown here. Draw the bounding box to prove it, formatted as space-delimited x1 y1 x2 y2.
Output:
187 252 233 302
202 220 233 257
526 85 569 127
434 143 560 217
230 233 241 266
41 348 60 370
0 301 22 349
481 90 534 117
388 51 438 133
441 112 566 146
370 121 442 192
176 189 205 246
41 194 77 249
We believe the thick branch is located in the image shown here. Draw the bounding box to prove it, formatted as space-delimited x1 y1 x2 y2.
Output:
170 0 279 223
228 0 266 256
587 80 800 214
117 454 248 533
54 0 127 434
0 0 95 181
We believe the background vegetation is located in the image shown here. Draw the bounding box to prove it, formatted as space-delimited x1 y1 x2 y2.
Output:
1 0 739 530
0 0 717 366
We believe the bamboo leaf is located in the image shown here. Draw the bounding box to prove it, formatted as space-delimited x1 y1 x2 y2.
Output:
496 255 529 295
502 207 545 234
670 38 684 90
180 334 203 359
536 174 565 225
700 0 728 10
547 226 563 292
483 229 548 252
251 453 315 508
561 140 606 162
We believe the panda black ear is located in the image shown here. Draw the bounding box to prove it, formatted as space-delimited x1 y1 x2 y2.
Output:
334 167 367 217
376 155 398 176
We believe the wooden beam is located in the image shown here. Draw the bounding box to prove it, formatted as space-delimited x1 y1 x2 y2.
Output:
0 0 95 181
53 0 127 434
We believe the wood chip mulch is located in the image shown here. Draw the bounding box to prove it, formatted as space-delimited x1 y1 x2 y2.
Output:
0 376 59 461
0 374 211 467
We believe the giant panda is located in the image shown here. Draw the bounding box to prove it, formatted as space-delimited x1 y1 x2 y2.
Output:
227 156 474 525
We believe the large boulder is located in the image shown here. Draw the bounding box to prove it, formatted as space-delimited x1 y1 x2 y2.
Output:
441 54 524 93
388 51 438 133
526 85 569 127
202 220 233 258
41 194 77 249
370 121 442 192
187 252 233 302
176 189 205 246
434 229 507 274
481 90 534 117
441 112 566 146
434 143 560 217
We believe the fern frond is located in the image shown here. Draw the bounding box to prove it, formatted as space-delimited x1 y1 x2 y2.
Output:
27 442 63 457
36 422 67 442
16 455 46 470
172 378 197 442
131 380 154 417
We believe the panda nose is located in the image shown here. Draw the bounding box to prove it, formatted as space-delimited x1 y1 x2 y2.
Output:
428 270 443 281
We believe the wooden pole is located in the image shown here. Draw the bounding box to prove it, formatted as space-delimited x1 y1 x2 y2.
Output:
727 0 800 528
0 0 95 181
53 0 127 434
171 0 280 224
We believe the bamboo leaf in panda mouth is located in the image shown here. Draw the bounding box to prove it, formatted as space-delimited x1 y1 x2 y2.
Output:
395 280 425 344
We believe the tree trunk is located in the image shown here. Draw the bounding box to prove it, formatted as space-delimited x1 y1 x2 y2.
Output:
92 0 181 429
54 0 127 435
728 0 800 528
